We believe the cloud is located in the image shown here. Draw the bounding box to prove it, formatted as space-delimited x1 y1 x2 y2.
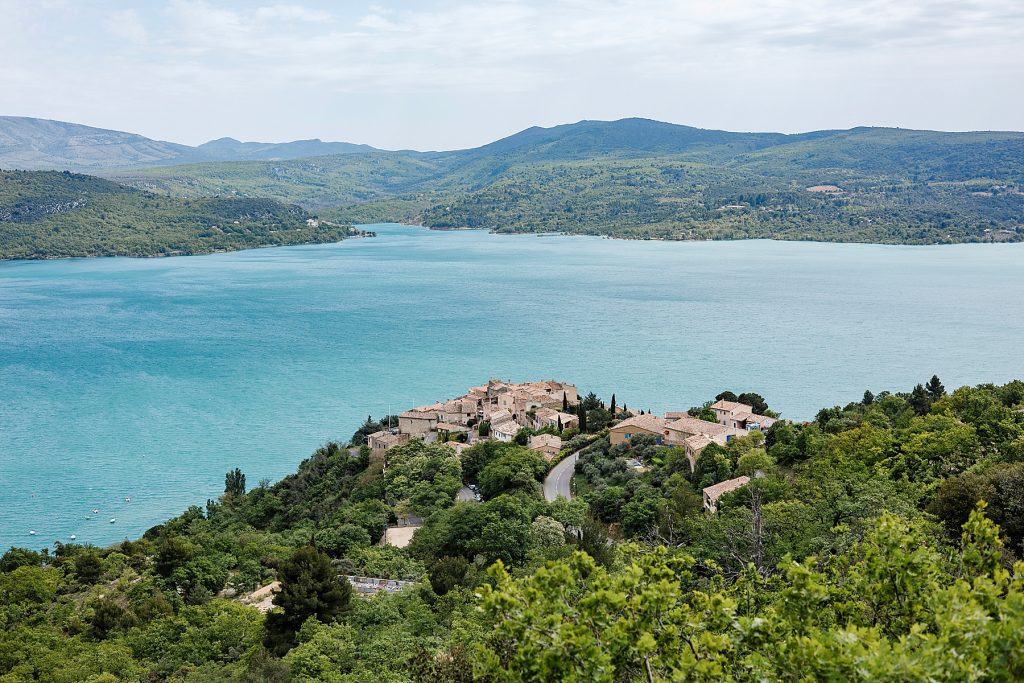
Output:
0 0 1022 147
106 9 148 45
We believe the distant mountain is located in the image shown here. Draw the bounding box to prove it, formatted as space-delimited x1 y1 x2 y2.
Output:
196 136 375 161
0 117 377 171
0 117 199 171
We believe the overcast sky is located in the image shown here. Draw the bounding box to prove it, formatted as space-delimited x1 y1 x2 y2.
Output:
2 0 1022 150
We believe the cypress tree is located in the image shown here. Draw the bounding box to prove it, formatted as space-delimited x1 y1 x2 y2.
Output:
610 394 616 417
579 408 588 434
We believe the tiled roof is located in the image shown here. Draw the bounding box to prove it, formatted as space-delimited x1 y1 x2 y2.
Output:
665 416 730 437
710 399 753 413
703 476 751 501
612 414 667 433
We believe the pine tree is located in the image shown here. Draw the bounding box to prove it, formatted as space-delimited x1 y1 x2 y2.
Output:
224 468 246 497
926 375 946 401
863 390 874 406
264 546 352 655
909 383 931 415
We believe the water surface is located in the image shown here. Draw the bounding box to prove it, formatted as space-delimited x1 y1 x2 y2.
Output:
2 224 1023 549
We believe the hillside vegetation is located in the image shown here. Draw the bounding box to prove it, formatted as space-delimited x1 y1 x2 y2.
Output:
0 170 355 259
112 119 1024 244
3 377 1024 680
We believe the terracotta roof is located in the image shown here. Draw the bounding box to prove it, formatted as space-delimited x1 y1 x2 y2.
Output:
612 414 668 433
703 476 751 502
488 409 514 425
710 399 753 413
529 434 562 450
683 434 714 452
665 416 730 437
400 410 438 420
491 420 521 436
665 411 691 420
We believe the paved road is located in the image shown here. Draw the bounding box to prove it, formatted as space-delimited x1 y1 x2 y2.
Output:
457 485 476 502
543 452 578 501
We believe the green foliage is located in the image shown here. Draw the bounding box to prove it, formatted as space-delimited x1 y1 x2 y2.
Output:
224 468 246 497
478 447 548 499
264 546 353 656
3 378 1024 680
478 507 1024 681
383 441 462 517
0 170 357 259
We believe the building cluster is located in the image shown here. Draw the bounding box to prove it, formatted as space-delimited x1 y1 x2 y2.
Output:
367 379 580 462
609 398 777 471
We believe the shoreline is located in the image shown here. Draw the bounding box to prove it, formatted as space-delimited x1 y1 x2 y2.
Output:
0 230 375 262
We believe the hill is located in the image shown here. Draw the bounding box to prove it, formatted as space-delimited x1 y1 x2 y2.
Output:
0 117 378 171
2 377 1024 679
111 119 1024 244
0 170 357 259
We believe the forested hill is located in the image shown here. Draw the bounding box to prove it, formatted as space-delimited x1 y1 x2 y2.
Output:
0 170 356 259
3 377 1024 680
111 118 1024 244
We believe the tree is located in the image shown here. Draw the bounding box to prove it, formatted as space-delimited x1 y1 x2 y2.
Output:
737 392 769 415
926 374 946 401
578 407 588 433
225 468 246 497
478 420 491 437
716 390 738 402
264 546 353 655
479 447 548 499
581 392 602 412
314 524 371 558
609 394 617 417
75 549 104 584
863 390 875 405
428 555 469 595
909 383 932 415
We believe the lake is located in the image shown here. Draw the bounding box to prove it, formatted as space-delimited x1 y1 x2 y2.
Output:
1 224 1023 549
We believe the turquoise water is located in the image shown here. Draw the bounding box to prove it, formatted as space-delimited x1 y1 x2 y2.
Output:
1 223 1023 549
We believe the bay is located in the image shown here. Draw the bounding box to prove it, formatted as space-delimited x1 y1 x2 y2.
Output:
1 223 1023 550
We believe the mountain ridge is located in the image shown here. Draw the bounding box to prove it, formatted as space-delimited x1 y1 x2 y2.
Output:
0 116 380 171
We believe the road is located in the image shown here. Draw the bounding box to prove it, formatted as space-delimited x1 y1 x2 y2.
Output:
543 452 578 501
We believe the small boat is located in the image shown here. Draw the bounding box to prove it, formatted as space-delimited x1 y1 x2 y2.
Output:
28 530 36 536
69 535 76 540
91 508 99 514
109 518 116 524
124 497 130 503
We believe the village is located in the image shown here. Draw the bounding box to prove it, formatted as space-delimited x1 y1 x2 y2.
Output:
367 378 779 524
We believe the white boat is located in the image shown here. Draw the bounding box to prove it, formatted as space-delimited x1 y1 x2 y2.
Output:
28 530 36 535
124 497 130 502
109 518 116 523
91 508 99 514
69 535 77 540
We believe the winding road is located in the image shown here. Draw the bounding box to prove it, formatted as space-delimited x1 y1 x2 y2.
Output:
543 452 578 501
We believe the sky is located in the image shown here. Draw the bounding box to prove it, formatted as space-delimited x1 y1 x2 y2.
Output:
1 0 1022 150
